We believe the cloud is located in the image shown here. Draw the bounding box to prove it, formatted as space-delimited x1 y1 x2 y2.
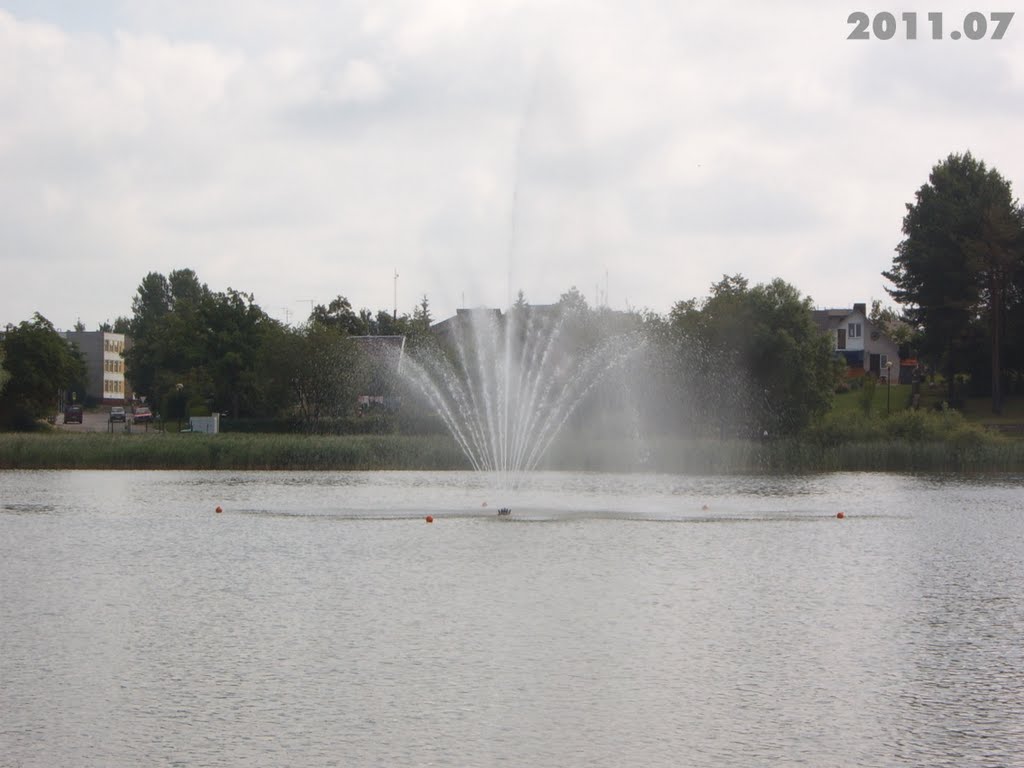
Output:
1 3 1022 330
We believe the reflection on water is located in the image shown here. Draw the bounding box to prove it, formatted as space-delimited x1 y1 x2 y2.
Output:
2 470 1023 767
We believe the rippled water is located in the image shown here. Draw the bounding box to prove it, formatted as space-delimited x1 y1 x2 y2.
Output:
2 470 1023 767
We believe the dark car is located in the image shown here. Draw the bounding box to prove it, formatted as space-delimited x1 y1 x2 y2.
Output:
64 405 83 424
110 406 127 422
133 406 153 424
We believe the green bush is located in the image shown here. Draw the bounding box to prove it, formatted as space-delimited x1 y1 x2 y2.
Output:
809 405 999 447
857 375 877 415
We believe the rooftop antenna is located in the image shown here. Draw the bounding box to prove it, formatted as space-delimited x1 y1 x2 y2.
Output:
296 299 315 321
281 307 292 325
393 269 399 320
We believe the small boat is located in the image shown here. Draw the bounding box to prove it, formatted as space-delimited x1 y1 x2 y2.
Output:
497 508 511 516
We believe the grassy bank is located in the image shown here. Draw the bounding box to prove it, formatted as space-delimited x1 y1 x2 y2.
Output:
545 406 1024 473
3 429 1024 472
0 432 471 471
546 436 1024 473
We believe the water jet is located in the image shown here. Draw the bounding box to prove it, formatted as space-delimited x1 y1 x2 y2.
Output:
402 305 642 490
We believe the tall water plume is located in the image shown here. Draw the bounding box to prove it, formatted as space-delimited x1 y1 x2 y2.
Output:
401 305 641 488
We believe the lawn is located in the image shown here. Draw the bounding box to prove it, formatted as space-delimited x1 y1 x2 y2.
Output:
911 385 1024 425
958 396 1024 424
830 380 1024 437
830 382 912 419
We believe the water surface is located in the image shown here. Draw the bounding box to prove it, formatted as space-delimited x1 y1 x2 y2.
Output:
2 470 1023 766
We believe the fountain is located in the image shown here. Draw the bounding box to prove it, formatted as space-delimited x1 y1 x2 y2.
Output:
397 88 646 492
400 304 643 490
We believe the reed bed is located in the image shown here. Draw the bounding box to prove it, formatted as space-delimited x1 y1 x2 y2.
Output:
542 435 1024 474
2 430 1023 473
0 432 470 471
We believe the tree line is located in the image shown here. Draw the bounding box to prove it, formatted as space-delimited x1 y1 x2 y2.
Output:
3 149 1022 432
0 269 837 437
123 268 440 431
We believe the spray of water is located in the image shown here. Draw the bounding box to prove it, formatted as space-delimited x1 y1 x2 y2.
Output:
402 307 643 488
400 62 648 488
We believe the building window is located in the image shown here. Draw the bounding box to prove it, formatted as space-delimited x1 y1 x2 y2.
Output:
848 322 862 339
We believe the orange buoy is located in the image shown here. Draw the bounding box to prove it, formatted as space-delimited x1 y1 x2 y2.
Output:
215 506 223 514
425 515 434 523
836 511 845 519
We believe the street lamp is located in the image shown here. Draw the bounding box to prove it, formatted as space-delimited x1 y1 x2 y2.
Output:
176 383 184 432
885 360 893 415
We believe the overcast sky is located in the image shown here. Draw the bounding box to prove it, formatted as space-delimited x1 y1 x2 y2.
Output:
2 1 1022 330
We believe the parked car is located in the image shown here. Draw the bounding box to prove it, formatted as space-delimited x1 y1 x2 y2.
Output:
64 405 83 424
109 406 127 422
133 406 153 424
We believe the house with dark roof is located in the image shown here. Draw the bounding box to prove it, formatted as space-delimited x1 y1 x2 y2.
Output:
430 307 503 348
430 304 569 346
811 302 909 382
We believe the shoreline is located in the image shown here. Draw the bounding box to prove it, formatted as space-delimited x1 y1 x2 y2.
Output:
2 432 1023 473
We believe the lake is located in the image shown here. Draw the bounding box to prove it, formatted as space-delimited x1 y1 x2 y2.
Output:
2 470 1023 767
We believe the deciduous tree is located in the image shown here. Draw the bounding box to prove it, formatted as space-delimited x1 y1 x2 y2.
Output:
0 314 86 430
669 276 836 436
284 323 365 430
310 296 366 335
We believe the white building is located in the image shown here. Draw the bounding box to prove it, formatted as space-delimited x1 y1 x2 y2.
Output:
63 331 130 405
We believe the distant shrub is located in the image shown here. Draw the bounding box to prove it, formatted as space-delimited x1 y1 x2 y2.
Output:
857 375 877 416
221 418 298 434
808 405 1000 448
218 408 449 436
